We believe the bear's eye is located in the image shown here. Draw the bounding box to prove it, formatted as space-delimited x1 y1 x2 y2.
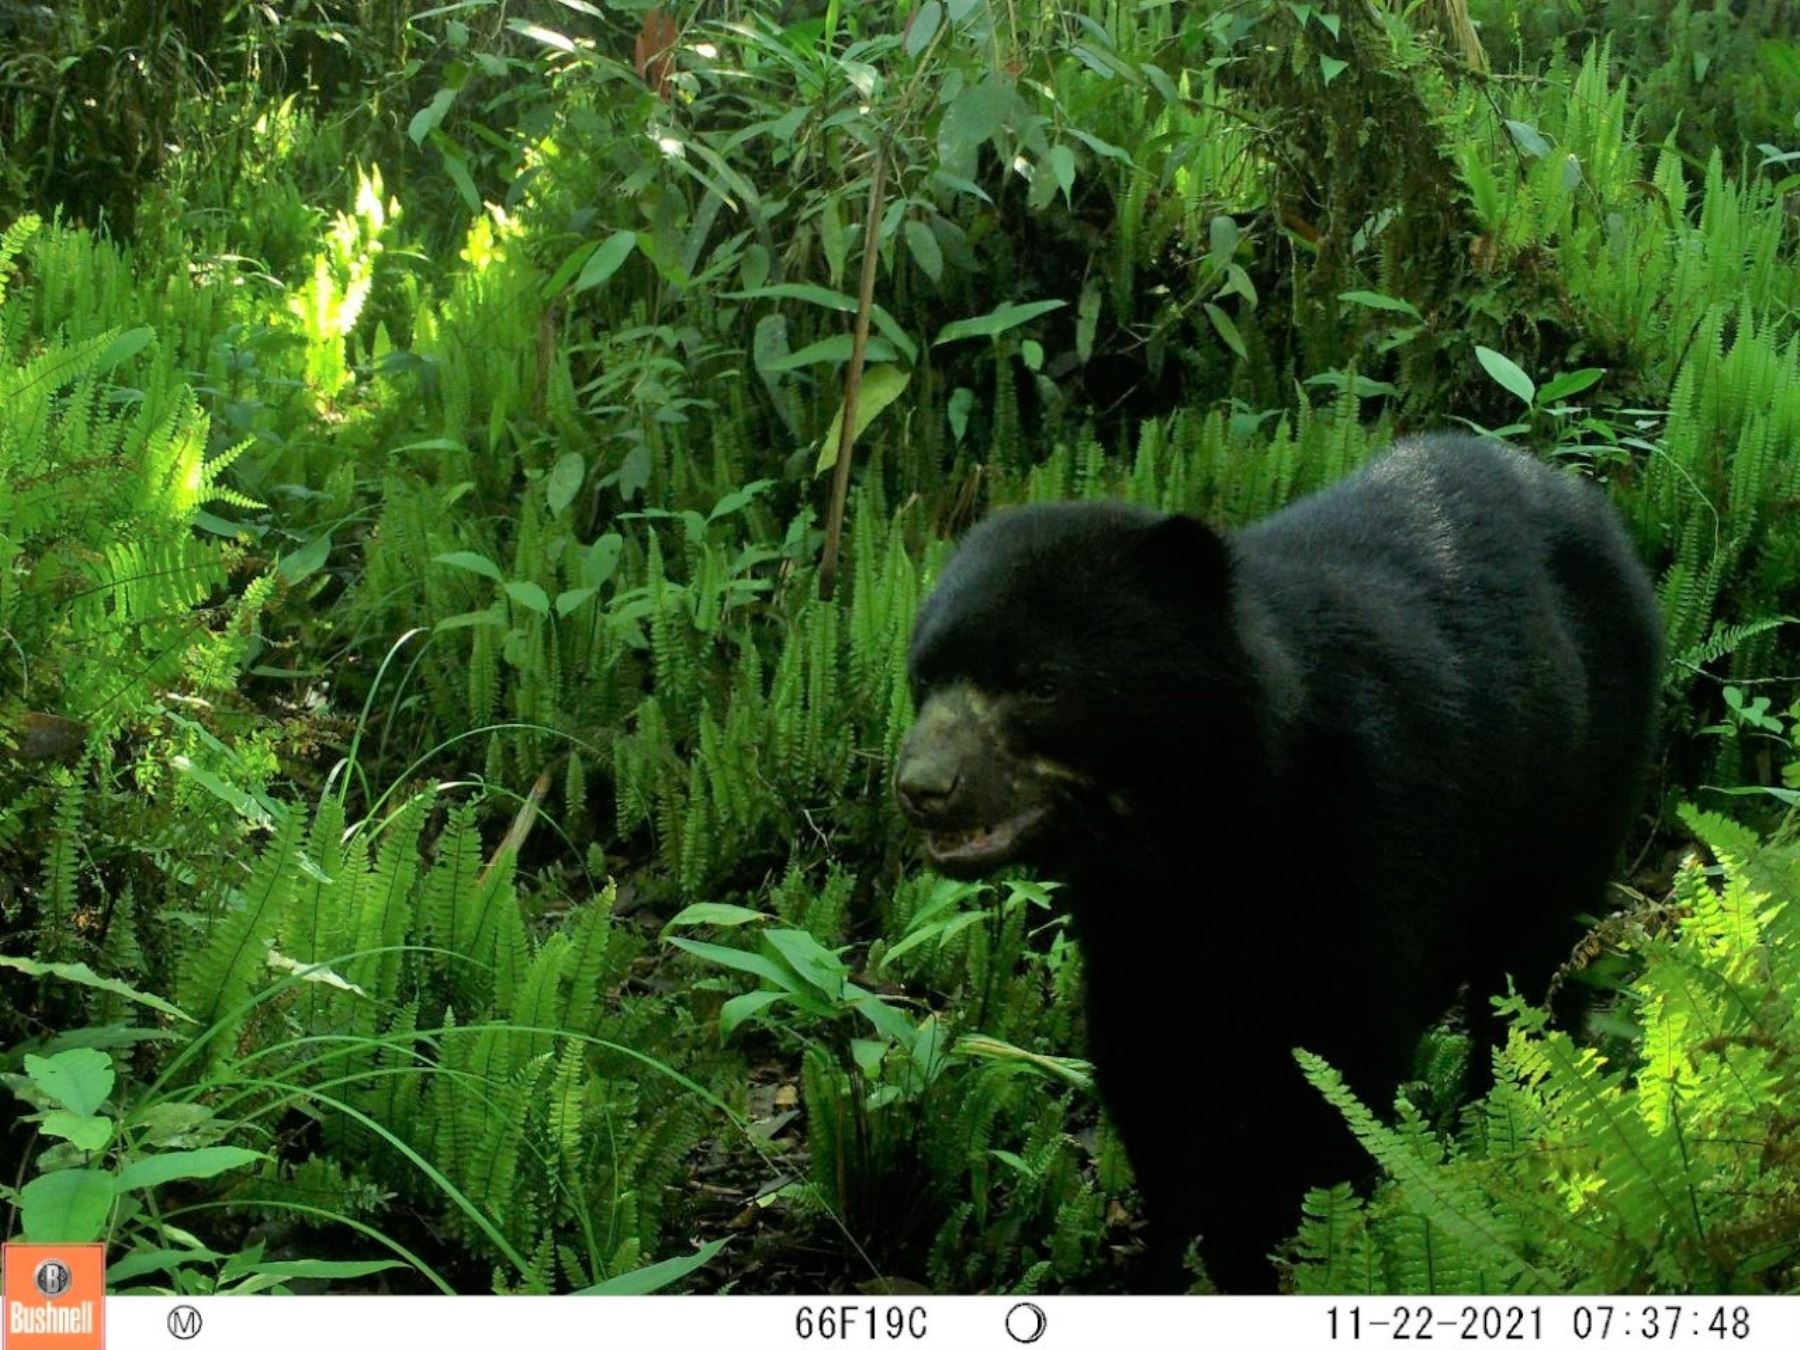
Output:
1022 674 1059 703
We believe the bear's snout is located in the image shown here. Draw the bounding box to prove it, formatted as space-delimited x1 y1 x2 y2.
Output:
895 751 961 821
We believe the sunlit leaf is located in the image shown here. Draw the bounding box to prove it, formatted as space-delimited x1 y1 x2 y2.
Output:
818 365 912 473
574 231 638 293
409 87 456 146
433 551 503 582
934 299 1064 346
1475 345 1537 405
1537 367 1606 404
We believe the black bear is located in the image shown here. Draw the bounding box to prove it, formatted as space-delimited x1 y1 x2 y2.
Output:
895 433 1663 1292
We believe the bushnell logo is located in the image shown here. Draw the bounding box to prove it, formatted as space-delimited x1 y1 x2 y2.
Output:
31 1259 72 1299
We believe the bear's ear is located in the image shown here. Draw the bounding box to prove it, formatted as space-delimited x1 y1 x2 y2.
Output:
1133 514 1231 601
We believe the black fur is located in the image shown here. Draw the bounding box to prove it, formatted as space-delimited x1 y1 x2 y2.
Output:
898 434 1663 1291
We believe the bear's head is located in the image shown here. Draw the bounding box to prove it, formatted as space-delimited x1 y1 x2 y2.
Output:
896 500 1238 877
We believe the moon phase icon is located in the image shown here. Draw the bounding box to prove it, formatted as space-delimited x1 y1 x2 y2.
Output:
1005 1301 1048 1343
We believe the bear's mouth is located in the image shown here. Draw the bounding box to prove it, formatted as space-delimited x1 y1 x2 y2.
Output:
926 806 1048 872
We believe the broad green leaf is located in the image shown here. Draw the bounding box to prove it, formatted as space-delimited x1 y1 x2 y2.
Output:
869 304 920 365
554 587 596 617
932 168 993 204
574 231 638 293
1049 145 1076 204
1076 282 1101 365
904 0 941 57
618 442 651 502
508 19 576 52
95 326 155 374
541 237 606 300
666 936 801 993
664 902 772 930
108 1246 224 1286
883 916 961 967
955 1034 1093 1088
818 194 848 287
0 956 191 1021
441 150 480 212
1339 289 1421 318
115 1146 267 1192
1504 119 1551 158
435 608 506 631
577 1238 727 1294
739 242 772 289
708 479 774 521
818 365 912 473
948 386 974 442
433 551 503 582
42 1111 114 1151
763 333 896 373
1205 302 1248 359
583 533 623 589
278 531 332 583
724 282 858 312
1142 60 1180 105
1536 367 1606 404
752 312 793 379
1067 127 1133 164
1475 345 1537 405
851 1037 887 1080
388 437 466 457
546 452 585 517
846 988 916 1045
905 878 988 934
905 218 943 282
719 990 788 1038
1304 371 1400 398
267 949 367 995
1072 42 1133 80
934 299 1065 346
938 74 1013 177
248 1259 406 1281
1209 214 1240 266
26 1049 115 1116
990 1149 1035 1177
504 581 550 616
1221 263 1258 306
20 1169 114 1242
409 87 456 146
1320 54 1348 85
763 927 849 999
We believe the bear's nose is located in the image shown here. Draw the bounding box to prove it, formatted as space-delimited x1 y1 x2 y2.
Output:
895 756 961 821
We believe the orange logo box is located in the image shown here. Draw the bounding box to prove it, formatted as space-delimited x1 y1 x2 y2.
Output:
2 1245 104 1350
